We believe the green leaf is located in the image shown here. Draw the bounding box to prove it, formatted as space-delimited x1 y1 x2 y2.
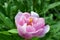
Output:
0 31 11 35
48 2 60 9
0 12 14 29
41 2 60 13
51 21 60 34
32 37 39 40
8 29 18 34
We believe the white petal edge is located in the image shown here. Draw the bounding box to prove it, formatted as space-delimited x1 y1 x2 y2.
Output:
15 12 22 20
44 25 50 33
21 23 27 34
31 11 39 17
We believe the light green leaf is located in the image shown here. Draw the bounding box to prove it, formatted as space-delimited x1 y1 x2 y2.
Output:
8 29 18 34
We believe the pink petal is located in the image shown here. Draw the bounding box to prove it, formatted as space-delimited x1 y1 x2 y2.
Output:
21 23 27 33
22 33 33 39
15 12 22 20
26 25 36 32
38 25 50 37
31 11 39 18
15 12 23 26
15 12 30 26
33 18 45 30
15 12 22 24
32 17 38 24
17 25 33 39
18 16 26 26
17 23 27 34
17 24 32 39
28 28 43 37
23 12 30 18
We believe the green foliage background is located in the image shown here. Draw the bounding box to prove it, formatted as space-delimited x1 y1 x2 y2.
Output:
0 0 60 40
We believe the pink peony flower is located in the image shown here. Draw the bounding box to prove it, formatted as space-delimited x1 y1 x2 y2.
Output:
15 11 50 39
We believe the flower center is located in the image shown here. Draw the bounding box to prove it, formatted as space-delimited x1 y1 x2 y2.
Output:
27 18 33 25
29 18 33 23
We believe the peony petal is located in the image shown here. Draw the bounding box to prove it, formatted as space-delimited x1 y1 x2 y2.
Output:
28 28 43 37
26 25 36 32
17 24 33 39
23 12 30 18
15 12 23 26
21 23 27 33
38 25 50 37
17 23 27 35
32 17 38 24
15 12 22 20
43 25 50 34
22 33 33 39
31 11 39 17
15 12 30 26
33 18 45 30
